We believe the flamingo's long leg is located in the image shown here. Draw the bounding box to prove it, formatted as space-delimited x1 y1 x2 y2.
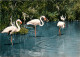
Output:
11 34 13 45
59 27 61 36
35 26 36 37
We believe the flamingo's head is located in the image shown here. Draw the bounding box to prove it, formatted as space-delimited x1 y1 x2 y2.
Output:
17 19 22 24
41 16 49 22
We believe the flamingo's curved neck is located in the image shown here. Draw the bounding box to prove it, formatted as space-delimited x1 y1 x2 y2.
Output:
39 17 44 26
16 21 20 32
65 16 66 19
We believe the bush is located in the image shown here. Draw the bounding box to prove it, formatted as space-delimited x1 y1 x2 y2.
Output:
16 27 28 34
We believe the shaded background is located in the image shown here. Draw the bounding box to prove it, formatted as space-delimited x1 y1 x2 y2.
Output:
0 0 80 31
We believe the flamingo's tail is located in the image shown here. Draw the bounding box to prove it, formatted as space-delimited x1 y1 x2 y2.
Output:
27 22 32 25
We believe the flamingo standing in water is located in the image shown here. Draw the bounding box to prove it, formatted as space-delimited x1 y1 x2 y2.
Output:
27 16 48 37
57 15 66 35
57 21 65 35
1 19 22 45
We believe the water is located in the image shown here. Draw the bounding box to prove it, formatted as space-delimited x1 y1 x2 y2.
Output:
0 21 80 57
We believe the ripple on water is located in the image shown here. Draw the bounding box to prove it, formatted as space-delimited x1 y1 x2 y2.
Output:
0 21 80 57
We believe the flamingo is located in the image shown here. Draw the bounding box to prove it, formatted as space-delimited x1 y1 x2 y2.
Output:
60 15 66 21
27 16 48 37
57 21 65 35
1 19 22 45
57 15 66 35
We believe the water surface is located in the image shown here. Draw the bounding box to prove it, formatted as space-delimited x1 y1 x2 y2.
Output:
0 21 80 57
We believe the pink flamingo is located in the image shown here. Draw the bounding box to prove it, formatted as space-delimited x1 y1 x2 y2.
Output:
57 21 65 35
1 19 22 45
27 16 48 37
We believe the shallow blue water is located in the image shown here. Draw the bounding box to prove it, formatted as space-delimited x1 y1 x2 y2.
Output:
0 21 80 57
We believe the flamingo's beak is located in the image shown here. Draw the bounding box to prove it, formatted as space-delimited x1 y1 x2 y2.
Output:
44 17 47 21
44 17 49 22
20 21 22 24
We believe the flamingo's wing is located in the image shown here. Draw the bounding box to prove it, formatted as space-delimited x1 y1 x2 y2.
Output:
57 21 61 26
1 26 17 33
27 19 40 25
57 21 65 28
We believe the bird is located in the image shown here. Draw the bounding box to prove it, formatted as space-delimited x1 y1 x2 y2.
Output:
27 16 48 37
1 19 22 45
60 15 66 21
57 21 65 36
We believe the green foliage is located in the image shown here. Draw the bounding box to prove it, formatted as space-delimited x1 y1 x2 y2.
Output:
46 11 59 21
66 8 76 21
0 0 80 31
16 27 28 35
0 24 7 31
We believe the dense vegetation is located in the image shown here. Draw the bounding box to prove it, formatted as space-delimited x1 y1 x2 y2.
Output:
15 27 28 34
0 0 80 31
